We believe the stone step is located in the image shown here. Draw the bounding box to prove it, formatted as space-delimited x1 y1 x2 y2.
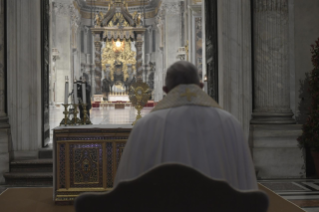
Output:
4 172 53 186
38 148 53 159
10 159 53 173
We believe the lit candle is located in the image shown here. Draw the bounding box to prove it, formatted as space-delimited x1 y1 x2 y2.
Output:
74 81 78 104
64 76 69 105
82 82 86 104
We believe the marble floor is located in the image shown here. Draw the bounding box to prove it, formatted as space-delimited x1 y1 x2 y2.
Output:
49 105 153 143
259 179 319 211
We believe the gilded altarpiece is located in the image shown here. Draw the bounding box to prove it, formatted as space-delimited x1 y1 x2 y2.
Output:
102 39 136 82
54 127 130 204
91 0 145 95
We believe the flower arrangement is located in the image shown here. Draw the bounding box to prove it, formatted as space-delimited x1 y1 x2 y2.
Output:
298 37 319 151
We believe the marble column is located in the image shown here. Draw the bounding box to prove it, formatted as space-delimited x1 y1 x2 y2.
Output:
251 0 304 179
93 33 102 94
163 1 182 68
214 0 252 139
252 0 295 124
0 0 5 117
135 33 144 81
0 0 10 184
7 0 42 158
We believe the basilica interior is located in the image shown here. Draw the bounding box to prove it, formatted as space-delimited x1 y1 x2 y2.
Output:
1 0 319 211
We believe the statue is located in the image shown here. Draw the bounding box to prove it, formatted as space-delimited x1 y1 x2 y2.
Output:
113 55 124 83
132 11 142 26
102 73 112 100
94 13 101 27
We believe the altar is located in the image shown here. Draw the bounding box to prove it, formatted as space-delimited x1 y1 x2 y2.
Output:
53 125 132 204
108 94 129 102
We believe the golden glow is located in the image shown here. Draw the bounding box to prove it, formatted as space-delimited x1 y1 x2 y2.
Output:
116 40 122 47
111 39 125 53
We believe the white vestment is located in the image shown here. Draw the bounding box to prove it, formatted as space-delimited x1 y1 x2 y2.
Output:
115 84 258 191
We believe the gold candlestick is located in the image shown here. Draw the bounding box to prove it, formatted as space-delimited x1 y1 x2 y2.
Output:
71 104 81 125
81 103 92 125
60 104 71 126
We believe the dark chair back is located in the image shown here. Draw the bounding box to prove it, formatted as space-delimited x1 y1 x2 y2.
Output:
75 163 269 212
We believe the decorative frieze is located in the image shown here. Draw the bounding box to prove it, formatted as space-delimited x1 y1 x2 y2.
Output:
53 2 72 17
254 0 288 12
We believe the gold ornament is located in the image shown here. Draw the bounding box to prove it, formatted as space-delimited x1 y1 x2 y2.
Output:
129 81 151 125
102 39 136 82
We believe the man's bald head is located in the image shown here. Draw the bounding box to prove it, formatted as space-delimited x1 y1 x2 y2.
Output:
163 61 202 93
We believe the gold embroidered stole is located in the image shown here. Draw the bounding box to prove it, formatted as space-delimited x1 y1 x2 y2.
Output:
151 84 222 112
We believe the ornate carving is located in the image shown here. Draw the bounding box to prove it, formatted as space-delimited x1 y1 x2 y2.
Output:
53 2 71 17
254 0 288 12
102 39 136 82
135 34 144 80
94 41 103 94
161 2 183 14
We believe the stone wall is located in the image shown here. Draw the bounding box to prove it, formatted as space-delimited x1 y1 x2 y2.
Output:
294 0 319 123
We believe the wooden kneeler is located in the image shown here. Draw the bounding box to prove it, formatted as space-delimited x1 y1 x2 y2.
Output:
75 164 269 212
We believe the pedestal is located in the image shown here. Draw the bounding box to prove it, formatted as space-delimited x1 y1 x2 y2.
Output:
251 124 305 179
53 125 132 204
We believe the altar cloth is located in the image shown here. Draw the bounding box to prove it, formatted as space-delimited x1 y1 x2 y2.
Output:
108 95 129 102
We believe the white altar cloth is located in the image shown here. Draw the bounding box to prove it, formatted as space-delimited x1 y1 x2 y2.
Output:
108 95 129 102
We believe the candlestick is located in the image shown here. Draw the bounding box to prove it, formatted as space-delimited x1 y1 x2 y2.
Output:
71 104 81 125
64 76 69 105
80 103 92 125
59 104 71 126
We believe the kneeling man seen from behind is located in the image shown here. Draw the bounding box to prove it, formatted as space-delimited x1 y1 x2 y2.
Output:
115 61 258 191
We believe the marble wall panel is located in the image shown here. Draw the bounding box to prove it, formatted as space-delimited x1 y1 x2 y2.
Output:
294 0 319 123
7 0 42 154
217 0 252 139
55 14 71 103
165 12 182 68
0 0 4 117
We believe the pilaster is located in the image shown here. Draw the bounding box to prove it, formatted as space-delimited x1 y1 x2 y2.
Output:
250 0 304 179
0 0 10 184
252 0 295 124
7 0 42 158
215 0 252 140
